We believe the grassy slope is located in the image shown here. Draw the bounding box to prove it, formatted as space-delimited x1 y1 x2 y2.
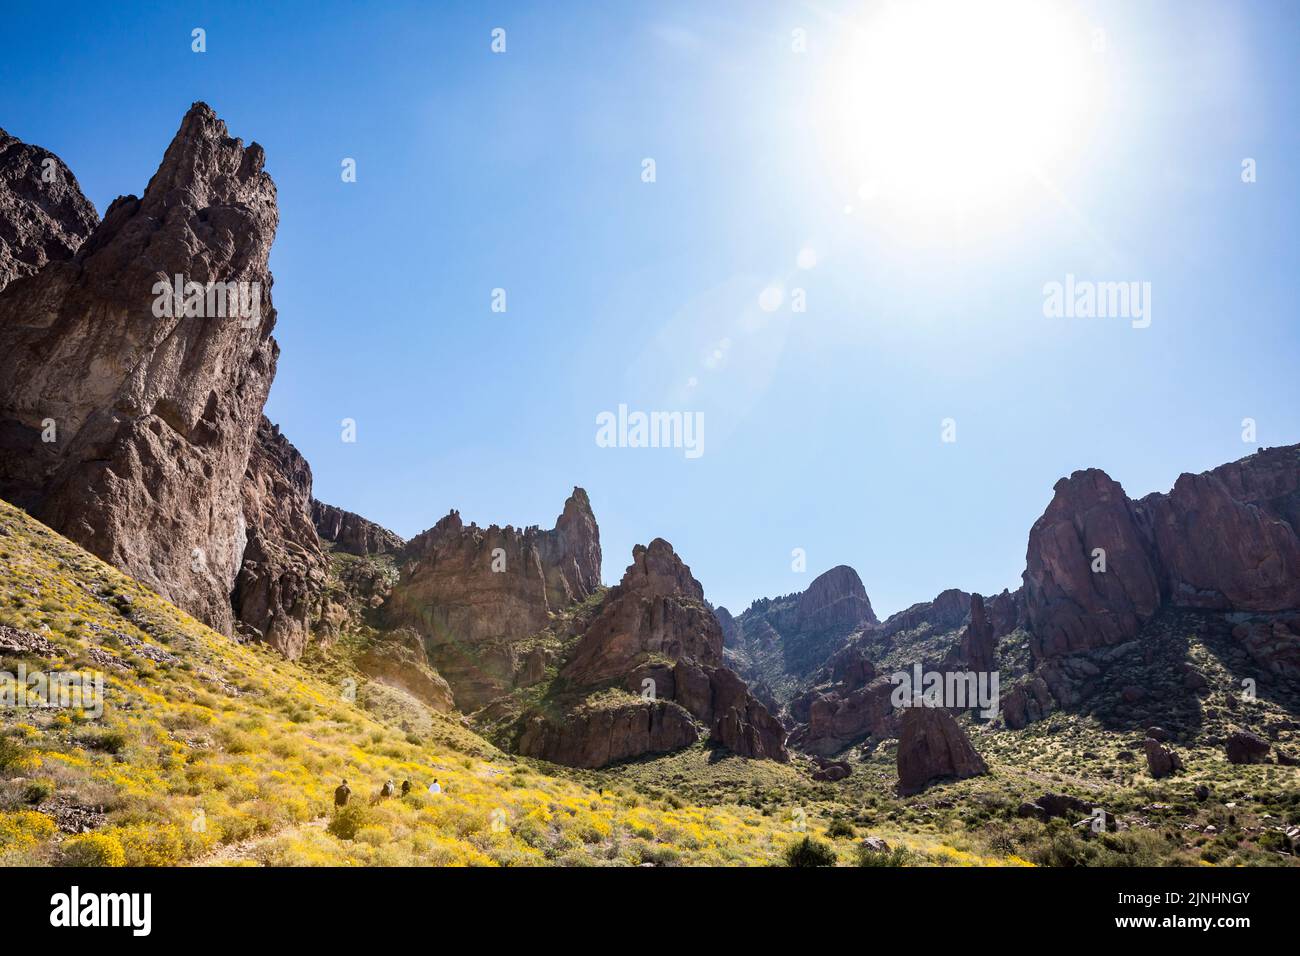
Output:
0 498 805 866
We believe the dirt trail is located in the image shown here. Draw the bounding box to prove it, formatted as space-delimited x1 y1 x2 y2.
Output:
189 817 327 866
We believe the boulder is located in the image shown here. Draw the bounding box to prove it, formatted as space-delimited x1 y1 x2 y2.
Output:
895 706 987 795
1143 737 1183 779
1225 730 1270 765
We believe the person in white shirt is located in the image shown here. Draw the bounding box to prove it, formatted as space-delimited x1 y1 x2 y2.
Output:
428 778 442 795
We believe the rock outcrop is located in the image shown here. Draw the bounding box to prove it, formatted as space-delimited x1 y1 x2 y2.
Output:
516 539 788 767
1024 448 1300 663
949 593 996 673
1143 447 1300 613
383 488 601 710
0 126 99 293
0 103 280 636
313 499 404 556
1023 469 1162 658
232 417 329 657
895 706 988 795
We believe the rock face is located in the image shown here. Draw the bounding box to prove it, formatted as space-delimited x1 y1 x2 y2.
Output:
383 488 601 710
1023 469 1162 658
312 499 404 556
950 593 996 673
1023 448 1300 664
232 417 329 657
895 706 988 795
722 565 877 705
880 588 972 639
0 103 281 636
516 539 788 767
0 126 99 293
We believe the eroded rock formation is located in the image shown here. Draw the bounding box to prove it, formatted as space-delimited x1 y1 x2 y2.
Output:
722 565 878 705
313 499 404 556
383 488 601 710
0 103 280 635
516 539 788 767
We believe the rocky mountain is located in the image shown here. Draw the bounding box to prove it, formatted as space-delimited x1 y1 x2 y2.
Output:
513 538 788 767
382 488 602 710
0 103 280 637
313 499 404 556
0 126 99 293
722 565 878 705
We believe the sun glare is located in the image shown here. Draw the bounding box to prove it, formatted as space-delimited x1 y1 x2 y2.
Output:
818 0 1100 224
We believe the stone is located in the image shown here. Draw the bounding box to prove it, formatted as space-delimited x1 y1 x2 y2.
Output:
1225 730 1270 765
232 417 329 657
895 706 987 795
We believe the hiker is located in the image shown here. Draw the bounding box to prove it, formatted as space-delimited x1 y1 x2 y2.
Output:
333 779 350 812
401 779 411 797
381 779 395 799
428 778 442 795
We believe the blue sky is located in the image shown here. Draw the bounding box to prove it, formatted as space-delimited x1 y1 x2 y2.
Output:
2 1 1297 616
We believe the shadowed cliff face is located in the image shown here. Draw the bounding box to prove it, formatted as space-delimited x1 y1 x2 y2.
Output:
0 126 99 293
233 416 329 658
382 488 602 710
722 564 878 706
1023 446 1300 666
0 103 280 635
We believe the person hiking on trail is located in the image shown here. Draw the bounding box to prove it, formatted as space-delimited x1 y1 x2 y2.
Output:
333 779 350 812
401 779 411 797
381 779 395 799
428 778 442 795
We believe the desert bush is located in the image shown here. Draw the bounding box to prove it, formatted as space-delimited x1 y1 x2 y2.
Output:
61 832 126 867
783 835 837 867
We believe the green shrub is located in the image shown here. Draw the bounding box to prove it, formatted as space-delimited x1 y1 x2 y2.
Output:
826 818 856 839
855 843 919 867
0 735 25 770
61 832 126 867
327 804 371 841
783 835 837 867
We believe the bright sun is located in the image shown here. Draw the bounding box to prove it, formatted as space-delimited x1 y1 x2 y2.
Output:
818 0 1100 224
